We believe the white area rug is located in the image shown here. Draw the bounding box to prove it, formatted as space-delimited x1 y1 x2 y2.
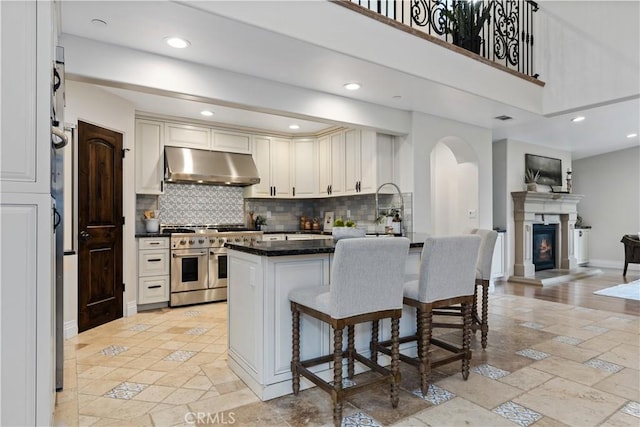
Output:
594 280 640 301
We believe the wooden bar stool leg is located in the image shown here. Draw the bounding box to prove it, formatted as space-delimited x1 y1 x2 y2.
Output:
419 307 432 397
347 325 355 379
370 320 379 364
416 307 423 354
480 279 489 349
390 317 400 408
472 286 479 332
332 326 344 427
291 305 300 395
462 302 472 380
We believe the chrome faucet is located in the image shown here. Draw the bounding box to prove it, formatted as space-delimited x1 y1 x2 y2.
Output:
375 182 405 234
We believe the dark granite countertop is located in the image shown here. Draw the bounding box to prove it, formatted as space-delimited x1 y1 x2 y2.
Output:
226 233 429 257
263 230 331 235
135 232 171 238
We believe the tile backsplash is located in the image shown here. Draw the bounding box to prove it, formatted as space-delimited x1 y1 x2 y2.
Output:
135 183 412 234
245 192 412 234
158 183 244 225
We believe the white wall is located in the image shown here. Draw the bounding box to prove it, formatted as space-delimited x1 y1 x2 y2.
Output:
407 112 493 234
61 35 411 135
537 1 640 114
572 146 640 270
63 81 137 337
431 142 479 235
493 139 573 277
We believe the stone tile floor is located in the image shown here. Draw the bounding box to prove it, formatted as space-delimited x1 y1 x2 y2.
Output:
54 294 639 426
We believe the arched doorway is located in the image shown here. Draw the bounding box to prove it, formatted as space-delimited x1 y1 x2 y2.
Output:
430 137 479 236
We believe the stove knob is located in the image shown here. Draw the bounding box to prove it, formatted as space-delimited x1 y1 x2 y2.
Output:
179 239 186 245
188 239 195 244
218 238 225 244
235 238 241 242
198 239 205 244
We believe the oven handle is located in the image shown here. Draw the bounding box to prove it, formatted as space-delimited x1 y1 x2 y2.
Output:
172 251 207 258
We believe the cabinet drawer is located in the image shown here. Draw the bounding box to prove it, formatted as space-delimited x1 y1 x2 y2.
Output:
139 237 169 250
138 249 170 276
262 234 286 241
138 276 170 304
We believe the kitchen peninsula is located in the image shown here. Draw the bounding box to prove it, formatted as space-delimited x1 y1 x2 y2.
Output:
225 235 426 400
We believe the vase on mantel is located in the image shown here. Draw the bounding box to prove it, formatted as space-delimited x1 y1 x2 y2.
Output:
526 182 537 192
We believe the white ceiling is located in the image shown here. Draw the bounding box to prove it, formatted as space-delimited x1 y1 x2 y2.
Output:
60 1 639 159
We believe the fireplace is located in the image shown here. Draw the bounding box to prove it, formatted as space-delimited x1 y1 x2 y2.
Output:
511 192 583 279
533 224 556 271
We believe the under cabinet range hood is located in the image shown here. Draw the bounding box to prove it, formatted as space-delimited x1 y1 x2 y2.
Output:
164 146 260 186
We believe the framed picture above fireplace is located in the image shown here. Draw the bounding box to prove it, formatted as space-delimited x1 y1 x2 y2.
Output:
525 154 562 186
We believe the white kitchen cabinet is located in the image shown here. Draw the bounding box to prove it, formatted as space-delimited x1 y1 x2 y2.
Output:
317 131 345 196
212 130 251 154
574 228 590 265
245 136 292 198
164 122 210 150
344 129 361 195
262 234 286 241
137 237 170 305
1 1 55 425
292 138 317 198
135 119 165 194
227 250 331 400
344 130 394 195
491 232 506 279
1 1 51 195
329 132 345 195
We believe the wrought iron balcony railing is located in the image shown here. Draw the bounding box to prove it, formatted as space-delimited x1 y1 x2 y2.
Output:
343 0 539 79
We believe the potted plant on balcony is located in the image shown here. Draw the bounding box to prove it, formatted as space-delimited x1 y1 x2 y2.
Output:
437 0 492 54
525 169 540 192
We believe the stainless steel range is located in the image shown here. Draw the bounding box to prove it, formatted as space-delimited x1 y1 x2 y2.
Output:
165 225 262 307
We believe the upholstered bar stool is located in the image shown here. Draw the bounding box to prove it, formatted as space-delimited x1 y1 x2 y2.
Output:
471 229 498 349
289 237 410 427
380 235 480 396
429 229 498 349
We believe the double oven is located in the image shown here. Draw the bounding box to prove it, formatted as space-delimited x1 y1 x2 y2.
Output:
167 226 262 307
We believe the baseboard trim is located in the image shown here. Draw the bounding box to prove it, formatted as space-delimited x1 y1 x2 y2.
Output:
126 300 137 317
589 259 640 271
63 320 78 340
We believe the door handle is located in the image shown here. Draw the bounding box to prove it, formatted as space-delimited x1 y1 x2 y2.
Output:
79 230 91 241
51 126 68 149
172 252 207 258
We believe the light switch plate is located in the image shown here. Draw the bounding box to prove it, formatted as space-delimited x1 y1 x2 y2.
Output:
324 212 334 231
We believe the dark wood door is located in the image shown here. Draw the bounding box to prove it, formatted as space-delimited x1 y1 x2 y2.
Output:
77 121 124 332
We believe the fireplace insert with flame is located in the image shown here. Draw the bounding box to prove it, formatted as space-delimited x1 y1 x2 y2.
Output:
533 224 556 271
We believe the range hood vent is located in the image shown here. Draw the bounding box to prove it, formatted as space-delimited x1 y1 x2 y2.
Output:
164 146 260 186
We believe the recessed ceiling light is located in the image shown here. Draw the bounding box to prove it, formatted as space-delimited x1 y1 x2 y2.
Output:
200 110 214 117
165 37 190 49
91 19 107 27
288 124 300 130
392 95 402 100
627 133 638 138
344 83 361 91
494 115 513 121
571 116 585 122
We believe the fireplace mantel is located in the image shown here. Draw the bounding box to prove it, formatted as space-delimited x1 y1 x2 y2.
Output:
511 191 584 279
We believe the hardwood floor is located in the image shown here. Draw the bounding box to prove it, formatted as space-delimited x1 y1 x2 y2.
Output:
494 267 640 316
